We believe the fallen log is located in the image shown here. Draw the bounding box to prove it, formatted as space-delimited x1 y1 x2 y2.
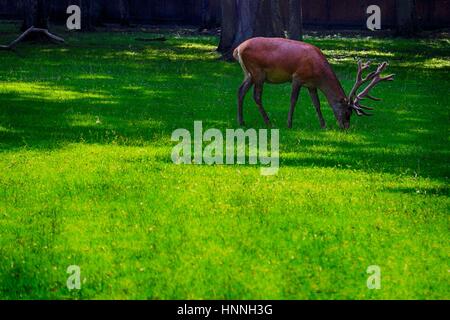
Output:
0 26 65 51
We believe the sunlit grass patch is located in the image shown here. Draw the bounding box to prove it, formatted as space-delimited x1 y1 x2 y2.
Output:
0 81 111 102
0 26 448 300
77 74 114 80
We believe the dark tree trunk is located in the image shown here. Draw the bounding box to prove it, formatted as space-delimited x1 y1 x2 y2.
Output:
325 0 331 29
231 0 259 48
254 0 284 38
200 0 215 30
21 0 35 31
271 0 285 37
21 0 50 31
218 0 285 60
74 0 95 31
288 0 303 40
396 0 417 36
119 0 131 27
218 0 237 54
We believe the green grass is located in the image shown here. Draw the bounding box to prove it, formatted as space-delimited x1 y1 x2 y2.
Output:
0 23 449 299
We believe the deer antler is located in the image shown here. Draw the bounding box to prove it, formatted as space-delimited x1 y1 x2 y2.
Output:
349 60 395 116
348 60 374 100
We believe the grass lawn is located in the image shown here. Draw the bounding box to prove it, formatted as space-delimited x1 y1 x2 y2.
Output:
0 23 448 299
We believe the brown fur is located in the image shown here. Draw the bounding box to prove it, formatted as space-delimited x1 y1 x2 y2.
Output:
234 37 348 128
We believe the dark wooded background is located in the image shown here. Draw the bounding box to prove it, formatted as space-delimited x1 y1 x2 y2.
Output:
0 0 448 29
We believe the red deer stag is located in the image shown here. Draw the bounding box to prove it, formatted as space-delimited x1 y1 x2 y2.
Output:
233 37 394 129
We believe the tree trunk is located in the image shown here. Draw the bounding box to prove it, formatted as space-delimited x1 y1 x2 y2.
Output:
75 0 94 31
218 0 237 54
254 0 284 38
200 0 216 30
218 0 286 60
288 0 303 40
21 0 50 31
119 0 131 27
231 0 259 48
396 0 417 36
272 0 285 37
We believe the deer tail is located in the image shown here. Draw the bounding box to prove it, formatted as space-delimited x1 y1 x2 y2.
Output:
233 47 239 61
234 46 250 78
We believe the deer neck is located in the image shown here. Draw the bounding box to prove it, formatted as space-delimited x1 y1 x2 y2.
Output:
320 72 348 120
321 74 347 109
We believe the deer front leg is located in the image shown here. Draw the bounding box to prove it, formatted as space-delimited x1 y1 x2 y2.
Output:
308 88 326 129
237 77 253 126
288 80 301 128
253 83 271 127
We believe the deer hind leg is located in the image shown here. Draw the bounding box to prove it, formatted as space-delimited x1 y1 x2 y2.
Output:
237 77 253 126
288 80 302 128
253 81 271 127
308 88 326 129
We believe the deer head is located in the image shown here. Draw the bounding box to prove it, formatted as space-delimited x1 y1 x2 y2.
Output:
339 60 395 129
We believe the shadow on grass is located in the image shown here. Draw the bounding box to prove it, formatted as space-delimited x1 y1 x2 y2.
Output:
0 31 448 181
385 186 449 196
